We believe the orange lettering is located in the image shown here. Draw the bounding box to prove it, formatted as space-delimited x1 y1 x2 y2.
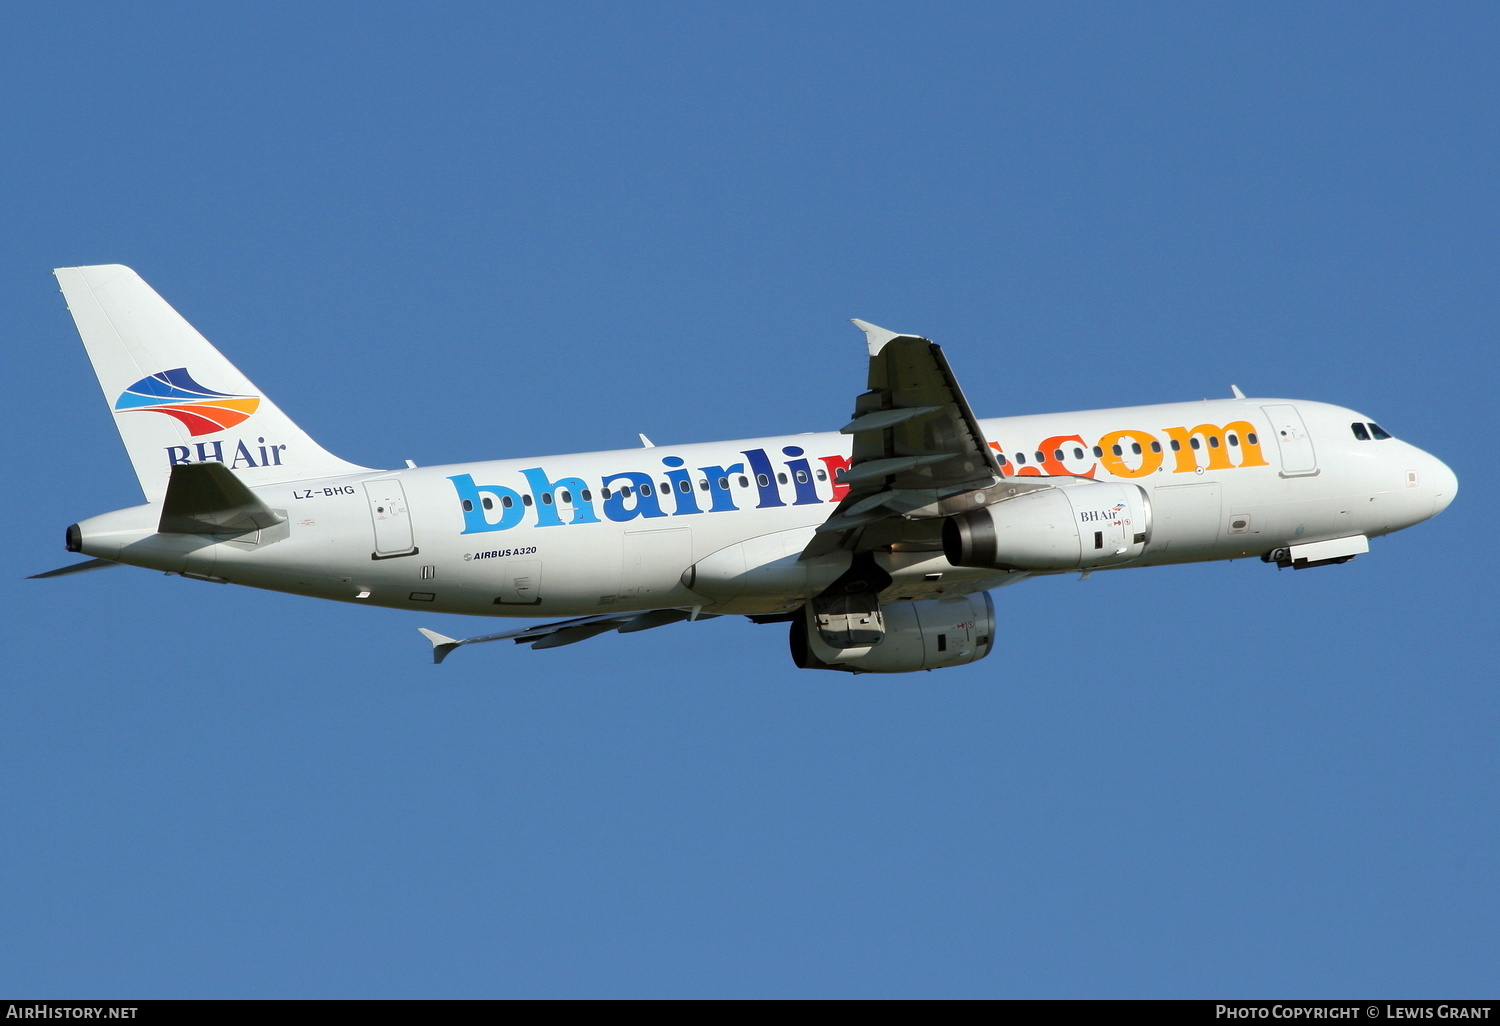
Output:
1036 434 1097 478
988 440 1015 475
1095 430 1163 478
1162 421 1269 473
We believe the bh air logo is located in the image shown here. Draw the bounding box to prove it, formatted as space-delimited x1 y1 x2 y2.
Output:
1079 503 1129 524
114 369 287 470
114 368 260 434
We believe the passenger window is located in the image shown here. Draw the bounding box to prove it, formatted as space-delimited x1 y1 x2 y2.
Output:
639 484 651 497
600 488 611 499
1247 433 1258 445
1150 441 1161 453
816 469 827 481
542 493 553 505
621 485 633 497
1053 449 1064 461
1014 452 1026 464
1034 451 1044 463
522 494 533 506
502 496 513 508
1189 438 1201 450
1131 442 1142 455
795 470 808 484
481 497 493 510
756 474 770 487
1169 440 1181 451
1073 447 1084 459
1369 423 1391 440
461 499 473 512
1111 444 1122 456
559 489 571 503
739 475 750 487
1228 434 1239 447
582 489 592 501
699 479 709 491
718 477 728 489
777 473 788 484
678 480 691 493
1092 446 1103 458
1208 437 1219 448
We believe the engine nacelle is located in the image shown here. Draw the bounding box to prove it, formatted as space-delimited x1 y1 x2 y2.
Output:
789 593 995 674
942 481 1152 571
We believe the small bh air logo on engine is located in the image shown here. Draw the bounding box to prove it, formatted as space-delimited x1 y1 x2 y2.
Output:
1079 503 1129 523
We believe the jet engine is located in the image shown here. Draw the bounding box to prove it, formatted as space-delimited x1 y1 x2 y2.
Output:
942 481 1152 571
789 593 995 674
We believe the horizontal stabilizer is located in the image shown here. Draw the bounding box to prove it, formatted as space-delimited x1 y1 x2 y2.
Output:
417 628 463 664
158 462 287 535
28 558 120 579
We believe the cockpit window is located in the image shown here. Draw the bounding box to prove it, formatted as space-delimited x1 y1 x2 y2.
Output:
1368 422 1392 440
1351 422 1371 441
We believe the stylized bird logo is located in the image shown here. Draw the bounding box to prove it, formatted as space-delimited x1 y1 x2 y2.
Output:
114 369 260 437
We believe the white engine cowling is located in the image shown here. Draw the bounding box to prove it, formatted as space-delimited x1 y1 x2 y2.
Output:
789 593 996 674
943 481 1152 571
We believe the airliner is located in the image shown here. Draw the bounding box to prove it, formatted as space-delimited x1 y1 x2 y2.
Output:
35 265 1458 672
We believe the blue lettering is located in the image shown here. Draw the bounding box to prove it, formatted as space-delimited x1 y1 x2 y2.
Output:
194 440 224 463
230 440 259 469
698 462 745 512
601 472 667 522
521 467 601 526
166 446 192 465
661 456 702 515
781 446 821 506
741 449 785 508
449 474 525 533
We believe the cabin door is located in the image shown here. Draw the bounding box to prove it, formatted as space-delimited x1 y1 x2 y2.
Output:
1261 404 1318 477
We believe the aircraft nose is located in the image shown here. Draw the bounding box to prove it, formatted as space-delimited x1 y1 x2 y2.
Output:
1429 455 1458 516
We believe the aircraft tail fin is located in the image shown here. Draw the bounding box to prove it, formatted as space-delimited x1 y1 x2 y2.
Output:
54 264 372 503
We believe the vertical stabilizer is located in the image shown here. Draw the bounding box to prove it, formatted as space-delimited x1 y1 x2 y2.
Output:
55 265 373 502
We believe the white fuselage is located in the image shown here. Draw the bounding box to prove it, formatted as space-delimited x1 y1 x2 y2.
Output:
73 396 1457 617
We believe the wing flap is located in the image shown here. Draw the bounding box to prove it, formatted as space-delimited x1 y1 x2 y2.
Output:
418 608 719 663
804 321 1002 558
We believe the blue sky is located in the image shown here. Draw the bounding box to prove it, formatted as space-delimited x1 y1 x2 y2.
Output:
3 2 1495 998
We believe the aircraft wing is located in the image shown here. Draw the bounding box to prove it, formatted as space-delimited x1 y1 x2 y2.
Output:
418 608 720 664
802 320 1005 558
